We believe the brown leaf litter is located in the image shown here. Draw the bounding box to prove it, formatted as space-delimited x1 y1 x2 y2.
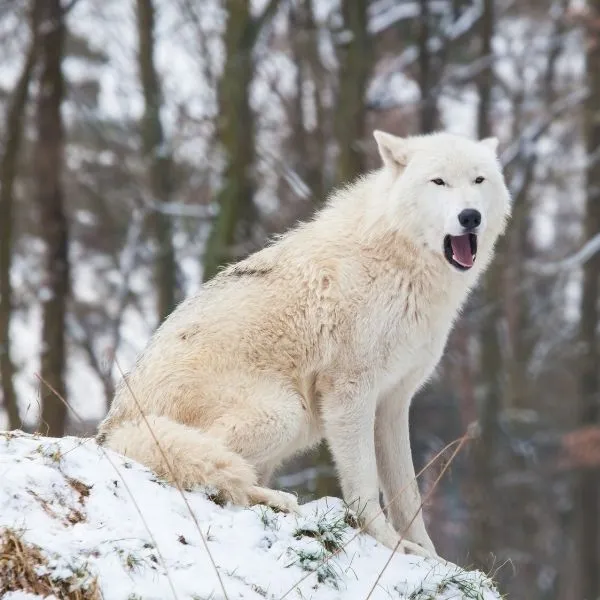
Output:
0 528 100 599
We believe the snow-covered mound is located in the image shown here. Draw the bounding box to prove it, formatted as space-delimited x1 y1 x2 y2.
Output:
0 431 501 599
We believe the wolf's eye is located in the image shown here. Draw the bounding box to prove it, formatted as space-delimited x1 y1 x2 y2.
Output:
431 178 445 186
474 176 485 184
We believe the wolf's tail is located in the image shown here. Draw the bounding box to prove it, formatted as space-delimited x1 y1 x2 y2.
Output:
100 415 257 505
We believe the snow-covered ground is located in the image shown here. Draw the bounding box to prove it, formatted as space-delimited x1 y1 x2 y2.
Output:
0 431 501 600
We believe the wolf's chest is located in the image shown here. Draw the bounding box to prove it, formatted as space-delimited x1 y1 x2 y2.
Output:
370 305 453 395
352 272 466 390
379 330 444 382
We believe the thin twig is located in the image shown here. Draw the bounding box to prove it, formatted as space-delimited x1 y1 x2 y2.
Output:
114 358 230 600
62 0 82 15
364 433 470 600
500 87 589 171
526 232 600 275
278 435 468 600
34 374 180 600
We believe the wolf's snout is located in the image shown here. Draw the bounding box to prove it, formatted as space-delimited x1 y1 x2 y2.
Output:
458 209 481 230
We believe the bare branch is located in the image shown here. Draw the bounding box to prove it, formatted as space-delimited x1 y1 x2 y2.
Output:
527 233 600 275
148 200 216 219
247 0 284 48
0 10 38 429
257 143 312 200
175 0 218 93
371 0 517 96
69 208 146 408
500 88 589 171
61 0 81 15
254 0 283 34
105 208 146 363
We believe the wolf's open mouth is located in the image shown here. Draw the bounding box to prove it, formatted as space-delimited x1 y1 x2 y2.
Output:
444 234 477 271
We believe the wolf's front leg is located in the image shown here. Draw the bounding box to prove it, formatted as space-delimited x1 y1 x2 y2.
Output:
321 378 430 556
375 386 437 557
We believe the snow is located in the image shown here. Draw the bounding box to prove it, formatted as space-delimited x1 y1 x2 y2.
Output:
0 431 502 600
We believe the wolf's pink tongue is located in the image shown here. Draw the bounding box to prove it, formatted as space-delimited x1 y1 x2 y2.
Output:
450 234 473 267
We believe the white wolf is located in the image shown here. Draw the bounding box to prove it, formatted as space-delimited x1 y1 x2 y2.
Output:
97 130 511 558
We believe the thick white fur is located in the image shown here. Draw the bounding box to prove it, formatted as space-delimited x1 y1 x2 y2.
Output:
98 130 511 558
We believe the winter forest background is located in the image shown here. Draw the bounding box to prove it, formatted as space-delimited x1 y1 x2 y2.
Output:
0 0 599 598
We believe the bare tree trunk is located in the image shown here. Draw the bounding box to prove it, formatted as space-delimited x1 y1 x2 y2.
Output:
0 5 39 429
136 0 177 322
471 0 500 570
203 0 281 281
578 3 600 597
36 0 69 437
290 0 326 205
476 0 493 138
544 0 569 103
335 0 372 183
418 0 437 133
203 0 254 281
505 2 565 413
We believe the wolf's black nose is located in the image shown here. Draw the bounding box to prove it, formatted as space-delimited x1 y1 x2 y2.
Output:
458 209 481 230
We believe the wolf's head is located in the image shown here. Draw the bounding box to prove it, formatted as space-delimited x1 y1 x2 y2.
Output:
372 130 511 274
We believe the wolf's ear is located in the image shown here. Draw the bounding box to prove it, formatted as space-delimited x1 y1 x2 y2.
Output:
373 130 411 169
480 137 499 154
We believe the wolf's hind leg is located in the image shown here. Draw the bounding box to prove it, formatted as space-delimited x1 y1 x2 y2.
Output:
257 463 276 486
208 380 307 466
207 379 307 511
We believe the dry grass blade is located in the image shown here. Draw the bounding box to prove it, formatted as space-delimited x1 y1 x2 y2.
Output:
278 435 467 600
363 434 470 600
0 527 100 599
35 373 181 600
115 358 230 600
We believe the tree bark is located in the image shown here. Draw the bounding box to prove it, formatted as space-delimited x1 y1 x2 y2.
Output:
476 0 494 139
418 0 437 133
136 0 177 322
36 0 69 437
504 2 564 413
0 5 39 429
335 0 372 184
203 0 282 281
290 0 326 204
578 3 600 597
471 0 500 570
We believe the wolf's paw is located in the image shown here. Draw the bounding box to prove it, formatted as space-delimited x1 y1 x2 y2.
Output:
369 524 443 561
248 486 300 514
396 538 441 560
